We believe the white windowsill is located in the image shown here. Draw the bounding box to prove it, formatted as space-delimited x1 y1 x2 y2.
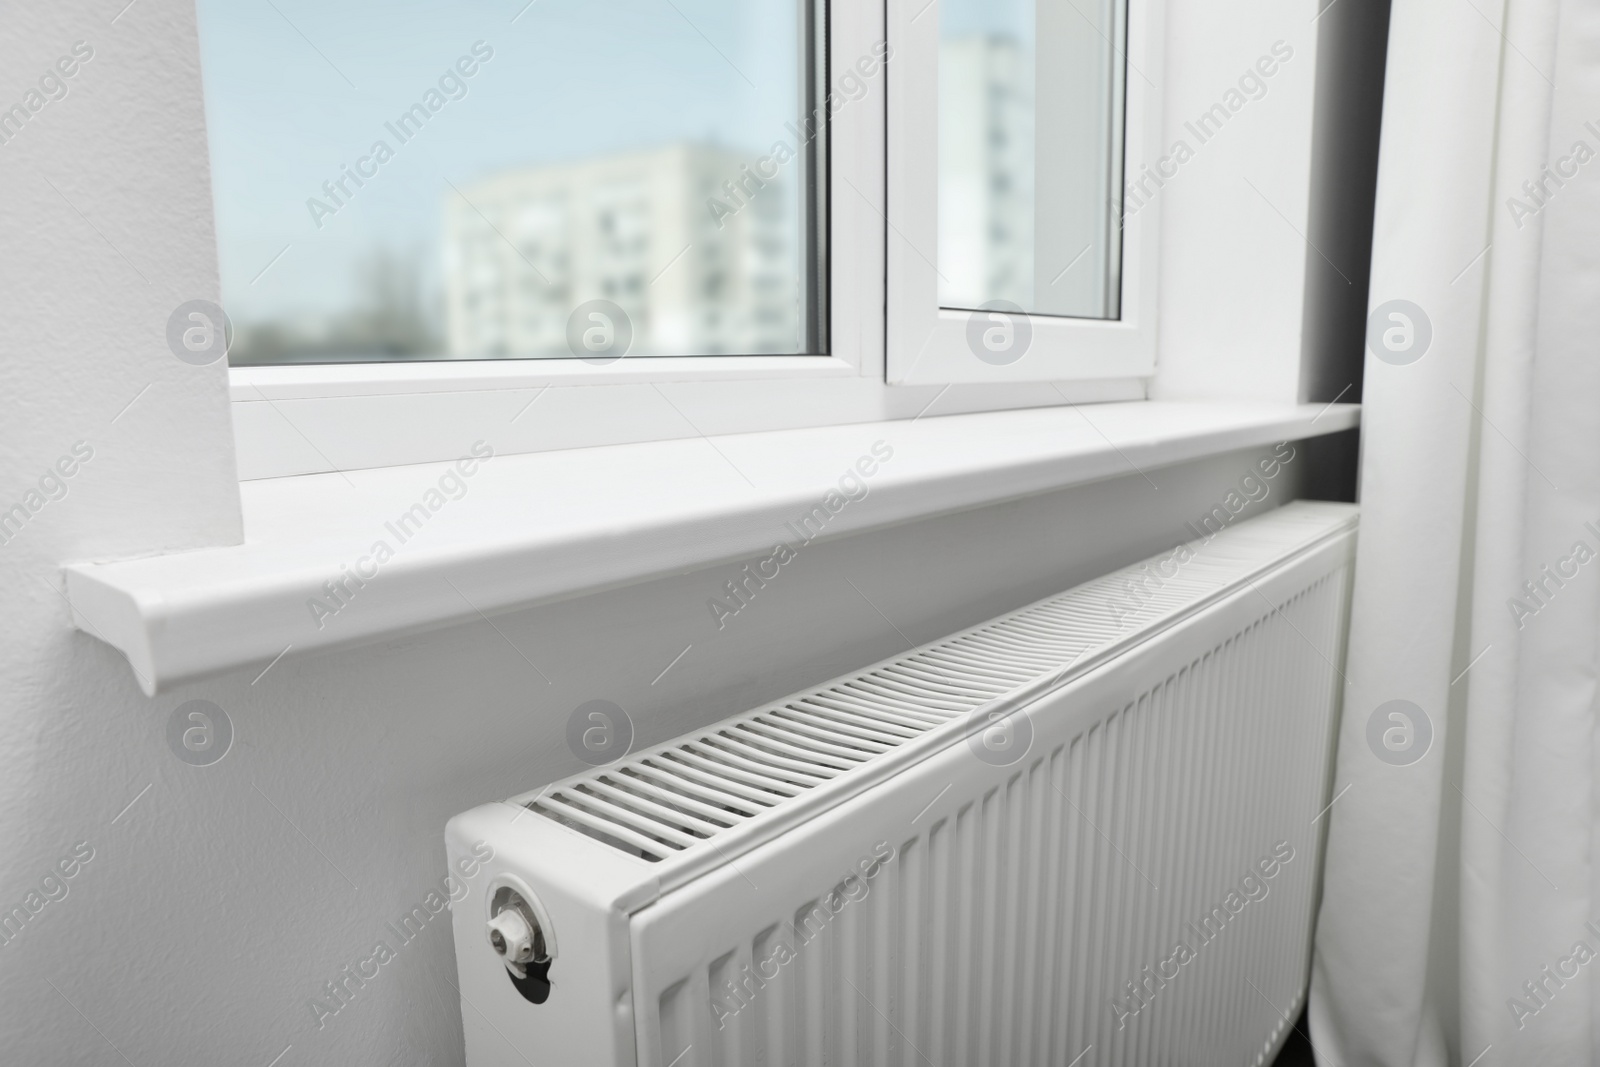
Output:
63 400 1359 695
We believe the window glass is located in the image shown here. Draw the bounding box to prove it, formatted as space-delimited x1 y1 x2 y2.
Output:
196 0 824 365
937 0 1126 319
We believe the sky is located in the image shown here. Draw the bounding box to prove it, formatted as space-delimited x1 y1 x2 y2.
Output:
942 0 1034 41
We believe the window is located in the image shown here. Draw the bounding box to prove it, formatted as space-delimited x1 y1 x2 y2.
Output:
887 0 1163 384
937 0 1125 320
207 0 1163 478
196 0 826 365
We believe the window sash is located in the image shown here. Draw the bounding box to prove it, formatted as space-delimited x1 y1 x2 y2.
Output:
884 0 1165 385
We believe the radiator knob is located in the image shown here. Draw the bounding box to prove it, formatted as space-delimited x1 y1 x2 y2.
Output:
487 906 538 967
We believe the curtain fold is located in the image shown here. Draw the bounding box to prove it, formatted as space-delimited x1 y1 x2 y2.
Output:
1311 0 1600 1063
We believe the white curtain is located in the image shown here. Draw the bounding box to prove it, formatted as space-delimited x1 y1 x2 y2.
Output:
1310 0 1600 1063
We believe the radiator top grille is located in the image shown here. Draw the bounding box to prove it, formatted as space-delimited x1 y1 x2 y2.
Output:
516 502 1355 864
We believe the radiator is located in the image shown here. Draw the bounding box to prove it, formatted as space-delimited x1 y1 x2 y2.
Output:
446 500 1357 1067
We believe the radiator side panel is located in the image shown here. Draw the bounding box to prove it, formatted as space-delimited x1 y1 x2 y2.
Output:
629 531 1352 1067
446 804 657 1067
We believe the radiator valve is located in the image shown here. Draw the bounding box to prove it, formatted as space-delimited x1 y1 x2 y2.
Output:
486 885 548 980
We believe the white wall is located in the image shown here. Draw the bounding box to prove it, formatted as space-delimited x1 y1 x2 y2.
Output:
1152 0 1324 403
0 2 1350 1064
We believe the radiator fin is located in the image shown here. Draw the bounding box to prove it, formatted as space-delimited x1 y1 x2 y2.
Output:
523 505 1351 863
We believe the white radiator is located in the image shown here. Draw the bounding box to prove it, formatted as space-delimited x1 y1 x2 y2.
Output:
447 501 1356 1067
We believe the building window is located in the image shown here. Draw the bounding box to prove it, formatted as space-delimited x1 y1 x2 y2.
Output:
886 0 1153 385
196 0 827 365
937 0 1126 321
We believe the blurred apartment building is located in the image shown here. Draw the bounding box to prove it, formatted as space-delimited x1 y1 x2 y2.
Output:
937 34 1034 310
443 142 802 358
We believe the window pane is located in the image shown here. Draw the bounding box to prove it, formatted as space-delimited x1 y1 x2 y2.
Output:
196 0 824 365
937 0 1126 319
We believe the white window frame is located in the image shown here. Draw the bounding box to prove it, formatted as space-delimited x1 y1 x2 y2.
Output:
886 0 1165 385
225 0 1152 480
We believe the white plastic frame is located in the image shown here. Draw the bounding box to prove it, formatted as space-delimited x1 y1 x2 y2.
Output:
884 0 1167 385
